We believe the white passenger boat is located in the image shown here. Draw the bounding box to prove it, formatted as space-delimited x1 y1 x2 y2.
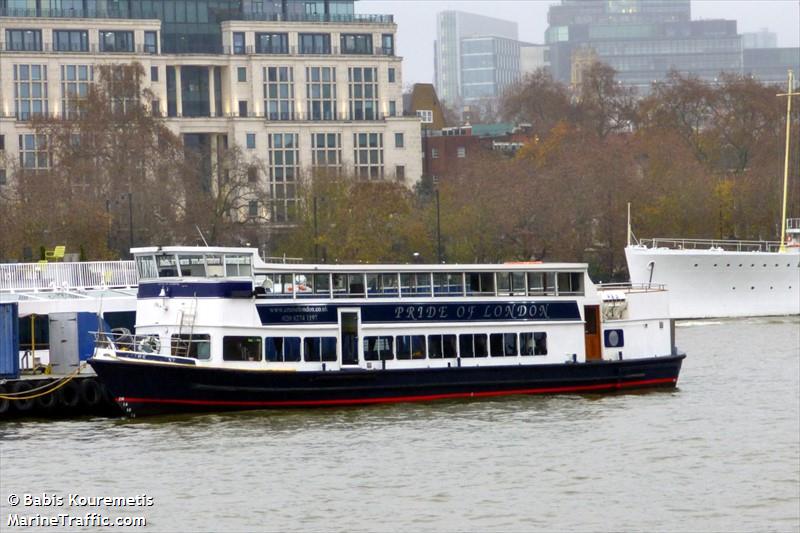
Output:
89 246 685 417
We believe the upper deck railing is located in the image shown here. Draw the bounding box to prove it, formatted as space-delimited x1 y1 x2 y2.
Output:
636 238 782 253
0 261 137 292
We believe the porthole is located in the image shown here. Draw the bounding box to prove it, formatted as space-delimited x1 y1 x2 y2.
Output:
770 286 774 290
694 263 699 267
739 264 743 267
713 264 718 267
751 286 755 290
751 264 755 267
732 287 736 290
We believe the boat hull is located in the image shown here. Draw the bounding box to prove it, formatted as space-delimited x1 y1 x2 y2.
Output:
89 355 685 417
626 246 800 319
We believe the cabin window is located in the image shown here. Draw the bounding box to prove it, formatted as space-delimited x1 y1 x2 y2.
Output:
304 337 337 362
496 272 526 296
291 274 315 296
313 273 331 296
527 272 557 296
433 273 463 296
521 332 548 355
136 255 158 279
205 254 225 277
400 273 432 296
364 336 394 360
262 273 293 297
367 273 399 296
265 337 301 362
177 254 206 277
490 333 517 357
225 254 252 277
557 272 584 295
171 334 211 360
332 273 365 297
155 254 179 277
459 334 488 358
466 273 495 296
223 336 262 361
396 335 425 360
428 334 457 359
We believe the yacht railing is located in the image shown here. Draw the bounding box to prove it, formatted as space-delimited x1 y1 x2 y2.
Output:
637 238 782 253
597 282 666 293
0 260 137 292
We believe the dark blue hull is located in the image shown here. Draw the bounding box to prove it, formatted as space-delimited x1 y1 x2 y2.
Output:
89 354 685 417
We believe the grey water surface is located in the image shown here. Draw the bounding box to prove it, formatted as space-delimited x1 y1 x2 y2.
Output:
1 317 798 532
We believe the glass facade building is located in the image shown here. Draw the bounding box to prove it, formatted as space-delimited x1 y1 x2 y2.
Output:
460 35 521 102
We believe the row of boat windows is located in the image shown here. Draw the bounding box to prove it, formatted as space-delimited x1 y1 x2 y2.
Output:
169 333 548 362
257 272 584 298
136 253 252 279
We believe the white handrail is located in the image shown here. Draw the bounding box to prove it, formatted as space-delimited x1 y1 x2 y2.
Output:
0 260 137 292
638 238 782 253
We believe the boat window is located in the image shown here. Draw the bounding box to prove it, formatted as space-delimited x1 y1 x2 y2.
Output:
497 272 527 296
292 274 315 297
222 336 262 361
171 334 211 360
364 336 394 360
262 273 293 297
428 334 457 359
459 334 488 358
527 272 557 296
136 255 158 279
367 273 399 296
225 254 252 277
433 273 463 296
557 272 584 295
466 272 495 296
205 254 225 277
265 337 301 362
396 335 425 360
332 273 365 298
177 254 206 277
303 337 337 362
490 333 517 357
155 254 179 277
400 273 432 296
313 273 331 296
520 332 547 355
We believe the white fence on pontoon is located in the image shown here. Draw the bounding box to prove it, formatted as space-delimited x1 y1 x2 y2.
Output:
0 261 137 292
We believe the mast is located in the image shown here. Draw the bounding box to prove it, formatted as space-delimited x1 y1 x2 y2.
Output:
778 70 799 253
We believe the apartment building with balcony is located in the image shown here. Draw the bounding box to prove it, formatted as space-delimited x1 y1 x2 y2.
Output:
0 0 422 224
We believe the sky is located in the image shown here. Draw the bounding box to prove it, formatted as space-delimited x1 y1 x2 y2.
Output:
358 0 800 87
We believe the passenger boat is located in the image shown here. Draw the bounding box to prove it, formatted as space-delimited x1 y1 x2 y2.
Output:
89 246 685 417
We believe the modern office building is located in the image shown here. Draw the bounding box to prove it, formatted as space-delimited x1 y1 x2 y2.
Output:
519 43 549 77
743 48 800 87
741 28 777 50
434 10 517 105
0 0 422 224
459 34 521 103
545 0 744 91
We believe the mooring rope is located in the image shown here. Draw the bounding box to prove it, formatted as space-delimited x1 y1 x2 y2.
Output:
0 363 88 401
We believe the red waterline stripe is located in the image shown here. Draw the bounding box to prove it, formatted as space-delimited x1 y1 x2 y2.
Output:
118 378 677 407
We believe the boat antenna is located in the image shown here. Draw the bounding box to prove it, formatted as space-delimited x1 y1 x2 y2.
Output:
778 70 799 253
195 225 210 247
627 202 632 247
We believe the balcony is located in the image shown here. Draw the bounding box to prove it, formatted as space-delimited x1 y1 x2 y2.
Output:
239 13 394 24
224 44 394 57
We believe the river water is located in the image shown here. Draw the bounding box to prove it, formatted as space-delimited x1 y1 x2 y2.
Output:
1 317 798 532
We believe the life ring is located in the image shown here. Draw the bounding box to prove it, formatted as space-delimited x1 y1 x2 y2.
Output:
11 381 34 412
79 379 103 408
59 380 81 409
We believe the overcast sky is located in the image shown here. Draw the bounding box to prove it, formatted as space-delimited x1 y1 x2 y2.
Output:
358 0 800 87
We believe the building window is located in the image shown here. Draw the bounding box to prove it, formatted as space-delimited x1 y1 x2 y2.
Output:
431 148 439 159
348 67 378 120
237 67 247 82
5 29 42 51
238 100 248 117
306 66 336 120
246 133 256 149
61 65 92 119
151 99 160 116
233 32 246 55
53 30 88 52
382 34 395 56
311 133 342 173
340 33 372 54
144 31 158 54
14 64 48 120
150 65 159 81
99 31 134 52
394 132 404 148
457 146 466 158
256 32 288 54
268 133 300 223
264 66 294 120
0 169 6 185
389 100 396 117
416 109 433 123
299 33 330 54
395 165 405 181
0 135 4 151
248 200 259 218
18 134 48 170
353 132 383 180
388 67 396 83
247 165 259 182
